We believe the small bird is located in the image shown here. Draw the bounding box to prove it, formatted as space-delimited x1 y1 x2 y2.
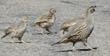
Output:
31 8 56 35
1 17 29 44
60 13 86 36
51 6 96 52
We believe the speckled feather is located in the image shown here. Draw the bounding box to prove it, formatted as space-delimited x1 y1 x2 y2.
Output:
60 13 86 32
32 8 56 28
1 17 29 44
52 6 96 46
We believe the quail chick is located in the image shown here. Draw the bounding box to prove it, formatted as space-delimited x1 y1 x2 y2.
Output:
1 17 29 44
31 8 56 35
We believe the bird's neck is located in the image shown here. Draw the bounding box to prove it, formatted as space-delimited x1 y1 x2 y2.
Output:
22 22 27 26
85 12 94 26
50 12 54 15
49 13 55 17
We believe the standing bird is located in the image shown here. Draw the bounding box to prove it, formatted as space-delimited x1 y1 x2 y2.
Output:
31 8 56 35
51 6 96 51
1 17 29 44
60 13 86 36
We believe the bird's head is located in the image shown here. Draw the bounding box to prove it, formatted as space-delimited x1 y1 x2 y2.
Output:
22 17 29 23
50 8 56 14
86 6 96 14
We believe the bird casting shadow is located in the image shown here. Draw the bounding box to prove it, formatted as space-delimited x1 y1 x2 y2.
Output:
56 47 98 52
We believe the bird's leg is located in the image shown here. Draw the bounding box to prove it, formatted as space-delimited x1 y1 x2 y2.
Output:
72 42 76 52
46 28 55 35
40 28 43 34
11 37 18 44
66 29 69 32
62 28 68 36
11 37 14 43
40 28 46 35
62 30 65 36
18 37 28 44
83 41 95 52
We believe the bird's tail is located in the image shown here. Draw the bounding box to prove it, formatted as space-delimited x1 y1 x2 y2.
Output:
31 24 36 27
51 38 69 46
55 28 62 34
51 41 61 46
1 34 7 39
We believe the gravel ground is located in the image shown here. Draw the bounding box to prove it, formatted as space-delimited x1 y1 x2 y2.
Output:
0 0 110 56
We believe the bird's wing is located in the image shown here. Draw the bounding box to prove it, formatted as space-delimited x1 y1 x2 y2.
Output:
61 19 81 29
63 22 91 40
35 14 51 23
5 27 13 34
5 23 23 34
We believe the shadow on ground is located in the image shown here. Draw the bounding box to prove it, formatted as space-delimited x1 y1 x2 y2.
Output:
56 47 98 52
4 42 31 44
60 1 74 4
60 1 86 7
32 32 57 35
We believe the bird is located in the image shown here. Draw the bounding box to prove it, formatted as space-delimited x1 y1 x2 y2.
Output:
1 17 29 44
51 6 96 52
60 13 86 36
31 8 56 35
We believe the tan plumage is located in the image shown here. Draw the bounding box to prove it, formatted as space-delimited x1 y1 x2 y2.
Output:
1 17 29 44
52 6 96 52
60 13 86 36
31 8 56 35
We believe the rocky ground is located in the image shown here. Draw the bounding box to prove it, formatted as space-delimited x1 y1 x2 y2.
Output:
0 0 110 56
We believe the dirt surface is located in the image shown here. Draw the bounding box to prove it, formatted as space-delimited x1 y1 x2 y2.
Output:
0 0 110 56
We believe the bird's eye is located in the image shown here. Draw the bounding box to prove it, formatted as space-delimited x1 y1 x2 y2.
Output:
93 9 95 11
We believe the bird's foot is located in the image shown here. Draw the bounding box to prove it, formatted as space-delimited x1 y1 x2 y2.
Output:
22 42 29 44
87 46 96 52
61 34 64 36
41 33 47 35
51 33 56 35
11 42 19 44
40 32 47 35
72 49 76 52
91 49 96 52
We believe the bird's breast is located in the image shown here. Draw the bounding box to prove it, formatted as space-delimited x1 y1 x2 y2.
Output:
39 16 55 28
11 26 27 37
49 16 55 22
48 16 55 25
